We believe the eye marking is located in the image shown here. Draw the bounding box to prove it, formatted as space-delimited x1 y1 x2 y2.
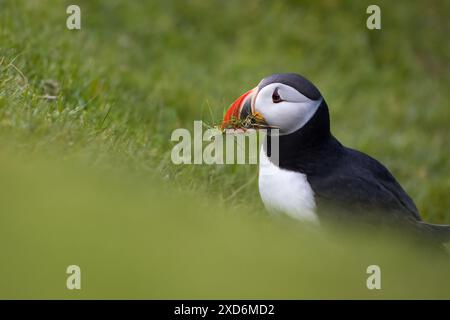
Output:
272 88 283 103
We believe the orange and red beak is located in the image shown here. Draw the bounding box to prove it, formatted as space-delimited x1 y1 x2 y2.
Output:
221 87 266 130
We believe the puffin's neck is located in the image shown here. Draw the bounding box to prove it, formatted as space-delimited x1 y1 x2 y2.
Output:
264 100 343 174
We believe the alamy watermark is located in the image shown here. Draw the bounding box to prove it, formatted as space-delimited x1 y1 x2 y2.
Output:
170 121 279 166
66 265 81 290
366 5 381 30
366 265 381 290
66 5 81 30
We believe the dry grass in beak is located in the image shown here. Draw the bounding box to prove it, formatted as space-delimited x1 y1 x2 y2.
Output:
220 114 278 132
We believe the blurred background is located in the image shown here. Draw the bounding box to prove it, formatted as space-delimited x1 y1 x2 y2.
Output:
0 0 449 298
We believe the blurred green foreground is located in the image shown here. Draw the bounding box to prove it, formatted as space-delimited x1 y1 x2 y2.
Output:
0 151 449 299
0 0 449 298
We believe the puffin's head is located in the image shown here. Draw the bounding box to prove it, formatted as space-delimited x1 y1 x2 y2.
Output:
222 73 325 135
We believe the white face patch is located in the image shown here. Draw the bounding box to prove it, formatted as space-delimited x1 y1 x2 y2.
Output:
254 83 322 135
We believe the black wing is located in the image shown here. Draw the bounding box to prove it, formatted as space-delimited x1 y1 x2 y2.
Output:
308 147 422 222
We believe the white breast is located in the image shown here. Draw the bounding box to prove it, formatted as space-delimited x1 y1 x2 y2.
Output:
258 148 318 224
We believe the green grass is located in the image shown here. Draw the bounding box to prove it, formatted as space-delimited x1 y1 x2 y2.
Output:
0 0 449 298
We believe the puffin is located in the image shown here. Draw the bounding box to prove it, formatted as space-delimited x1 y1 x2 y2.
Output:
222 73 450 243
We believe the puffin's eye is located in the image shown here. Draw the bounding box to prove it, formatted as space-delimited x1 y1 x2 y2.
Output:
272 89 283 103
